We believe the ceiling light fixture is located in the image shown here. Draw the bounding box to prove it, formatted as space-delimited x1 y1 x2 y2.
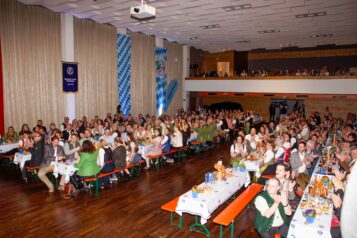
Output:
236 40 251 43
222 4 252 12
310 34 333 38
296 11 327 18
258 29 280 34
200 24 221 29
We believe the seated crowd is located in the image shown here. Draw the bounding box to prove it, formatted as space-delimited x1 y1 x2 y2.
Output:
1 107 355 237
0 109 263 192
196 65 356 78
227 109 356 237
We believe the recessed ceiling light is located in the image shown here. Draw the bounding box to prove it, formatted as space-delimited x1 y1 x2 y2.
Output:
280 43 295 47
66 3 78 8
200 24 221 29
258 29 280 34
296 11 326 18
90 5 100 9
236 40 251 44
222 4 252 12
310 34 333 38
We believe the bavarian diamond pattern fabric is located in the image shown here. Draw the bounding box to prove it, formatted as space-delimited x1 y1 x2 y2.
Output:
116 33 132 117
155 47 167 116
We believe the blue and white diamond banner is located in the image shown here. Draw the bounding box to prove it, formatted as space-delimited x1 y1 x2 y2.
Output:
116 33 131 118
155 47 167 116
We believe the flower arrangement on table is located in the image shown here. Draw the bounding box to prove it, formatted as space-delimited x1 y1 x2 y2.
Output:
303 209 317 224
238 162 246 172
230 156 242 168
321 176 330 184
191 185 202 198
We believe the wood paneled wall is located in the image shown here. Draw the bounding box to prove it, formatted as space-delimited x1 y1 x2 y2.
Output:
199 95 357 121
248 48 357 60
204 50 235 76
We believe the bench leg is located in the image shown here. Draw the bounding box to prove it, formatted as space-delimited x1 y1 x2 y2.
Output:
158 157 162 170
230 221 234 238
189 215 210 237
129 165 139 178
95 179 99 197
169 212 183 228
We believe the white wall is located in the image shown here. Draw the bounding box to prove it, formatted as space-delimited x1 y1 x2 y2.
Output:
185 79 357 94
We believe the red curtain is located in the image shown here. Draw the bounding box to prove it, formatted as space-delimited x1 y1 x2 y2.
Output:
0 39 4 135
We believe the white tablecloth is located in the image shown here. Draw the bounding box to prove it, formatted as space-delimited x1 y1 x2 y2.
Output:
13 153 32 169
288 158 337 238
0 142 19 154
243 160 261 172
53 162 78 184
175 169 250 225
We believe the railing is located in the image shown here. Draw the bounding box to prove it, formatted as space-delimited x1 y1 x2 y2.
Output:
184 76 357 95
185 76 357 80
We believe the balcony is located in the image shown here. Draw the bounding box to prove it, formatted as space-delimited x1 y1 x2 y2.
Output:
184 76 357 95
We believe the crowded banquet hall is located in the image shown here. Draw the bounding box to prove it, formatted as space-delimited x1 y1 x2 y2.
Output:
1 0 357 237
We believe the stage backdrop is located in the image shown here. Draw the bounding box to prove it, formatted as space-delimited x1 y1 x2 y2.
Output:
155 47 167 116
116 33 131 117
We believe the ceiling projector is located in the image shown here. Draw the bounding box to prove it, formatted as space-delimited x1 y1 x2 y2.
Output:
130 1 156 20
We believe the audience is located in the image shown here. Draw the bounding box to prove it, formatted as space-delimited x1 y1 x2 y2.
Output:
0 103 356 238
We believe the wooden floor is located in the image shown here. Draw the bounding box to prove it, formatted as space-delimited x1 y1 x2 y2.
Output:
0 143 260 238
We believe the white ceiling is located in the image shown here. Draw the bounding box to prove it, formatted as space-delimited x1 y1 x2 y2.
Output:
19 0 357 52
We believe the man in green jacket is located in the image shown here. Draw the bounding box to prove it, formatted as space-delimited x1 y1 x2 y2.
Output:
254 178 292 238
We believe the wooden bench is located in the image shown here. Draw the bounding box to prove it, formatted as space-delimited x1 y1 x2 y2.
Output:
1 154 15 167
213 183 264 238
148 147 189 170
161 197 182 228
84 161 144 197
189 141 204 153
261 174 275 179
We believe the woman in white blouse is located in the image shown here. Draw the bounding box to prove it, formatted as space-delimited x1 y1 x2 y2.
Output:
230 135 247 158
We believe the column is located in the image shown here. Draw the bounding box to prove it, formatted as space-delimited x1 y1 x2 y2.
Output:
61 13 75 122
182 45 190 111
154 36 166 116
116 28 132 117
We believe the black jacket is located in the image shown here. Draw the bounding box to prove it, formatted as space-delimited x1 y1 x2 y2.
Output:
30 138 45 166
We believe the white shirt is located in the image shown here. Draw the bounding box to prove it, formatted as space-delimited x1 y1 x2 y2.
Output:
290 137 297 148
298 152 307 173
283 141 291 149
100 132 118 146
275 147 285 160
264 149 275 164
171 131 183 148
97 147 108 168
245 134 260 150
298 126 310 140
188 131 197 142
230 143 247 156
